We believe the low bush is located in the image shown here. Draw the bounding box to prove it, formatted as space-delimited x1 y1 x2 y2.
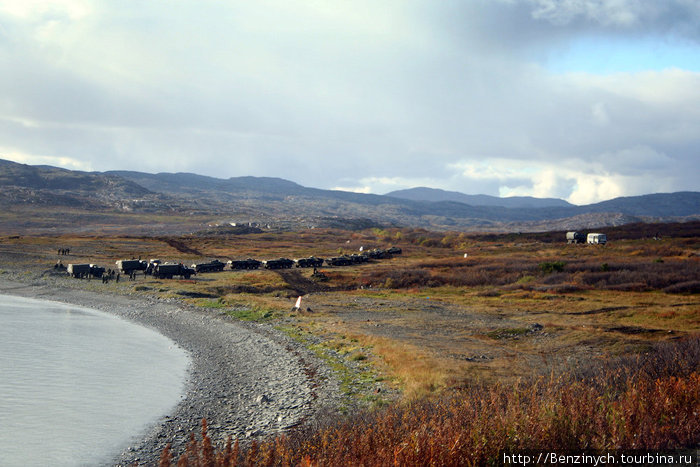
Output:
364 257 699 292
664 281 700 294
537 283 588 293
163 336 700 466
606 282 650 292
539 261 566 274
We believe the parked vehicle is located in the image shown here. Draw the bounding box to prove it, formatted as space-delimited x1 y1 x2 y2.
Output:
325 256 353 266
153 263 195 279
587 233 607 245
145 259 161 275
67 263 104 278
566 232 586 244
192 259 226 273
263 258 294 269
67 263 91 278
366 248 390 259
116 259 147 274
228 259 262 270
79 242 403 280
295 256 324 268
89 264 105 278
348 254 369 264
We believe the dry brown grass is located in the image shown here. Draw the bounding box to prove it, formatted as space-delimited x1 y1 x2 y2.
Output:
3 224 699 465
2 225 698 403
165 336 700 466
351 334 454 399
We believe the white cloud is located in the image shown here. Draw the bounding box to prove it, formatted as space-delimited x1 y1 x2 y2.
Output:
568 173 625 205
567 69 700 105
528 0 700 36
1 149 92 171
0 0 91 20
446 153 681 205
0 1 697 205
331 185 373 194
591 102 610 125
530 0 646 27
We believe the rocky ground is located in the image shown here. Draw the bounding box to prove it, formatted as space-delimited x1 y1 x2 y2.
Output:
0 277 341 466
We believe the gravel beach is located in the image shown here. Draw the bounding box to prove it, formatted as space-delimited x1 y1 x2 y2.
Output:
0 278 338 466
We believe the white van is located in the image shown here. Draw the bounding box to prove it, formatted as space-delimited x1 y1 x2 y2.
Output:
587 233 607 245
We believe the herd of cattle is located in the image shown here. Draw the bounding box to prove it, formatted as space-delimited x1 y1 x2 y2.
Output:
64 247 402 280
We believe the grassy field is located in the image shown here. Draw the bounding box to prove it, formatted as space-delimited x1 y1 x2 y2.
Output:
166 335 699 466
1 222 698 464
1 224 698 396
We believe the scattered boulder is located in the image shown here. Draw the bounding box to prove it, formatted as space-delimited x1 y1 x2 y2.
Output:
255 394 272 404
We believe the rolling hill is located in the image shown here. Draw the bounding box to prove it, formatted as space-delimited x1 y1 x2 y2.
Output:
1 158 698 233
385 187 573 209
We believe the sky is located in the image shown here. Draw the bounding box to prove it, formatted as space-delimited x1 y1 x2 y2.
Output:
0 0 698 205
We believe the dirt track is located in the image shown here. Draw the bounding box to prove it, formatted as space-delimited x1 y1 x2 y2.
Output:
274 269 333 295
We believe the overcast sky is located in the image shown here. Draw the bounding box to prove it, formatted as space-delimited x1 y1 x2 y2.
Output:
1 0 698 204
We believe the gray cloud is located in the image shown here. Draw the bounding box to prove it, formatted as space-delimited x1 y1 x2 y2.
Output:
528 0 700 38
0 0 698 203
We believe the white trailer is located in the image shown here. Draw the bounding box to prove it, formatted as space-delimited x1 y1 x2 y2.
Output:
587 233 607 245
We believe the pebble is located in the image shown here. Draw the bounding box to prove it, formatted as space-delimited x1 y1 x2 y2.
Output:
0 278 341 466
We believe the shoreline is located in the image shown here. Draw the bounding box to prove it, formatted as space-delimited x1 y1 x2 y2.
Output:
0 278 337 466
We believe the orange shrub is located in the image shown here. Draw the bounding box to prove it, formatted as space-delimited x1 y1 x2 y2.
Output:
165 337 700 466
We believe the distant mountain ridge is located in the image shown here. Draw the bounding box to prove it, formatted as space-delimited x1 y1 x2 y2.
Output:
106 170 305 196
0 159 151 196
386 187 573 208
1 158 699 232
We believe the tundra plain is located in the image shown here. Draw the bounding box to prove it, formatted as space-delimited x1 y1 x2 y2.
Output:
0 221 698 464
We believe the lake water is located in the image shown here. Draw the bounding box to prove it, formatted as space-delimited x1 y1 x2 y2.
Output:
0 295 189 466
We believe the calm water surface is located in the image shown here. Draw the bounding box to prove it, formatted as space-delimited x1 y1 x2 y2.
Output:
0 295 189 466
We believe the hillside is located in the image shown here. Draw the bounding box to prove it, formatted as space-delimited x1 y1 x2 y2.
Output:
1 158 698 233
108 168 700 222
585 192 700 217
0 159 150 197
386 187 573 208
0 159 170 212
106 170 307 197
0 159 155 206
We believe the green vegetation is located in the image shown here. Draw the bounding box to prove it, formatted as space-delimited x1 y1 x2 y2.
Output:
539 260 566 274
277 325 387 410
224 306 278 322
198 298 227 309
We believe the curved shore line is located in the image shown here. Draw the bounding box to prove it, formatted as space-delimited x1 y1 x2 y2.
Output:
0 279 335 466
